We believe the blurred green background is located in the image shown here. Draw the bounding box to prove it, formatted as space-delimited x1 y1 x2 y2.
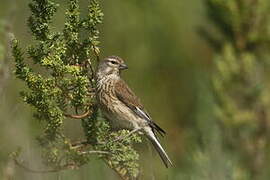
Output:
1 0 266 179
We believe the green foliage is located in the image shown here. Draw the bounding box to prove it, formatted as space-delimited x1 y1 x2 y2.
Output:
28 0 57 40
204 0 270 179
96 128 142 178
205 0 270 51
12 0 141 179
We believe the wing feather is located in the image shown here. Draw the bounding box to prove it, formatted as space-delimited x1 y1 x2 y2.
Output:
115 79 166 136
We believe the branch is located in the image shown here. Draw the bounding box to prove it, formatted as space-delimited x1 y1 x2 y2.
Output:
86 58 96 88
71 140 89 147
79 150 109 155
64 110 91 119
92 45 100 63
87 45 100 86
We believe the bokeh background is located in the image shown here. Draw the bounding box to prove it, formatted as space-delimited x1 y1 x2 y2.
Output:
1 0 269 179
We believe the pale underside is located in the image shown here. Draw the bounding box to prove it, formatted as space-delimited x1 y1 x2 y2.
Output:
96 74 147 130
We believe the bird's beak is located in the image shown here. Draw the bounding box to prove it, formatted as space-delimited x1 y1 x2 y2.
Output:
119 63 128 70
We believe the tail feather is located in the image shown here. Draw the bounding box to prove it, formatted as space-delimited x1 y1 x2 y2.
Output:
151 121 166 137
145 128 173 168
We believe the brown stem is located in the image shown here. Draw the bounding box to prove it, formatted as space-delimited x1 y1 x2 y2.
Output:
79 150 109 155
88 88 95 93
64 110 91 119
71 140 89 147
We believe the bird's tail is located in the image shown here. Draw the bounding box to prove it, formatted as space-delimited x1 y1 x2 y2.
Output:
145 128 173 168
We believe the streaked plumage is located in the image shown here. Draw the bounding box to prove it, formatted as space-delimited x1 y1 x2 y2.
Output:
96 56 172 167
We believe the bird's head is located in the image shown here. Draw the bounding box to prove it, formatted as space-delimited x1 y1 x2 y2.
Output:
97 56 128 77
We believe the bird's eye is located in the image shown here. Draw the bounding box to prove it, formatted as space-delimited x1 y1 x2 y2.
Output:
110 61 117 65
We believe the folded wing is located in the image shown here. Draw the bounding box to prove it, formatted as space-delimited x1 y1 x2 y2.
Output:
115 79 165 136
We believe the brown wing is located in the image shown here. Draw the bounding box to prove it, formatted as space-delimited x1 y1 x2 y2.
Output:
115 79 166 135
115 79 144 110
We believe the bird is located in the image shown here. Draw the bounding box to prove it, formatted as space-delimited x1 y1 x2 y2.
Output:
95 55 172 167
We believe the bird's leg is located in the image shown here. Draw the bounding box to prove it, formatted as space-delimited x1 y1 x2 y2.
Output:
113 128 141 142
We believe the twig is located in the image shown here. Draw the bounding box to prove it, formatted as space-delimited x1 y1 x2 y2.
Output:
92 45 100 63
71 140 89 147
88 88 95 93
86 58 96 88
79 150 109 155
64 110 91 119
